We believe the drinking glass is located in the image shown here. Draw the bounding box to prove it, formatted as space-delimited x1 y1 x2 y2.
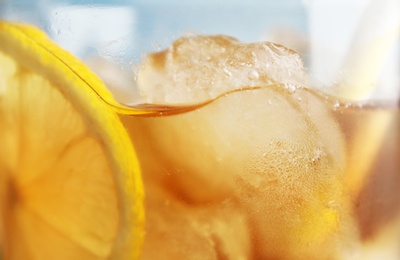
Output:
0 0 399 259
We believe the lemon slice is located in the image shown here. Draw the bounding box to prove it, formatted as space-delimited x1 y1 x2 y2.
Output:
0 21 144 259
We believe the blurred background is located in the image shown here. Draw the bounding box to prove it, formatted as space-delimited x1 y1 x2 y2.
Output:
0 0 399 101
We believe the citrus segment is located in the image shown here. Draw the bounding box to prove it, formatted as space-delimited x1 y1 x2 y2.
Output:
0 21 144 259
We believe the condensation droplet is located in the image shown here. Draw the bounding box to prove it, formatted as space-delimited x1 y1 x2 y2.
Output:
223 68 232 78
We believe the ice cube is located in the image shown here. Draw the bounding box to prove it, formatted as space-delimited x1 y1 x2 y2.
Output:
136 35 308 104
122 111 239 203
231 87 355 259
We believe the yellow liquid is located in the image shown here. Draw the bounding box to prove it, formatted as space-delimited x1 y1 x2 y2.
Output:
336 102 400 239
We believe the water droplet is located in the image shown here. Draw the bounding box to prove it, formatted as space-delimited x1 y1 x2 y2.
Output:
248 70 259 80
333 100 340 110
132 64 140 81
152 41 162 50
327 200 339 210
285 83 296 93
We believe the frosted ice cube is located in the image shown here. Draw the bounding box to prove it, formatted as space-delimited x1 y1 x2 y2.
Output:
136 35 308 104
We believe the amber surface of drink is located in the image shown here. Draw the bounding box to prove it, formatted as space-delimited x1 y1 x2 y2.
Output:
119 91 399 259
